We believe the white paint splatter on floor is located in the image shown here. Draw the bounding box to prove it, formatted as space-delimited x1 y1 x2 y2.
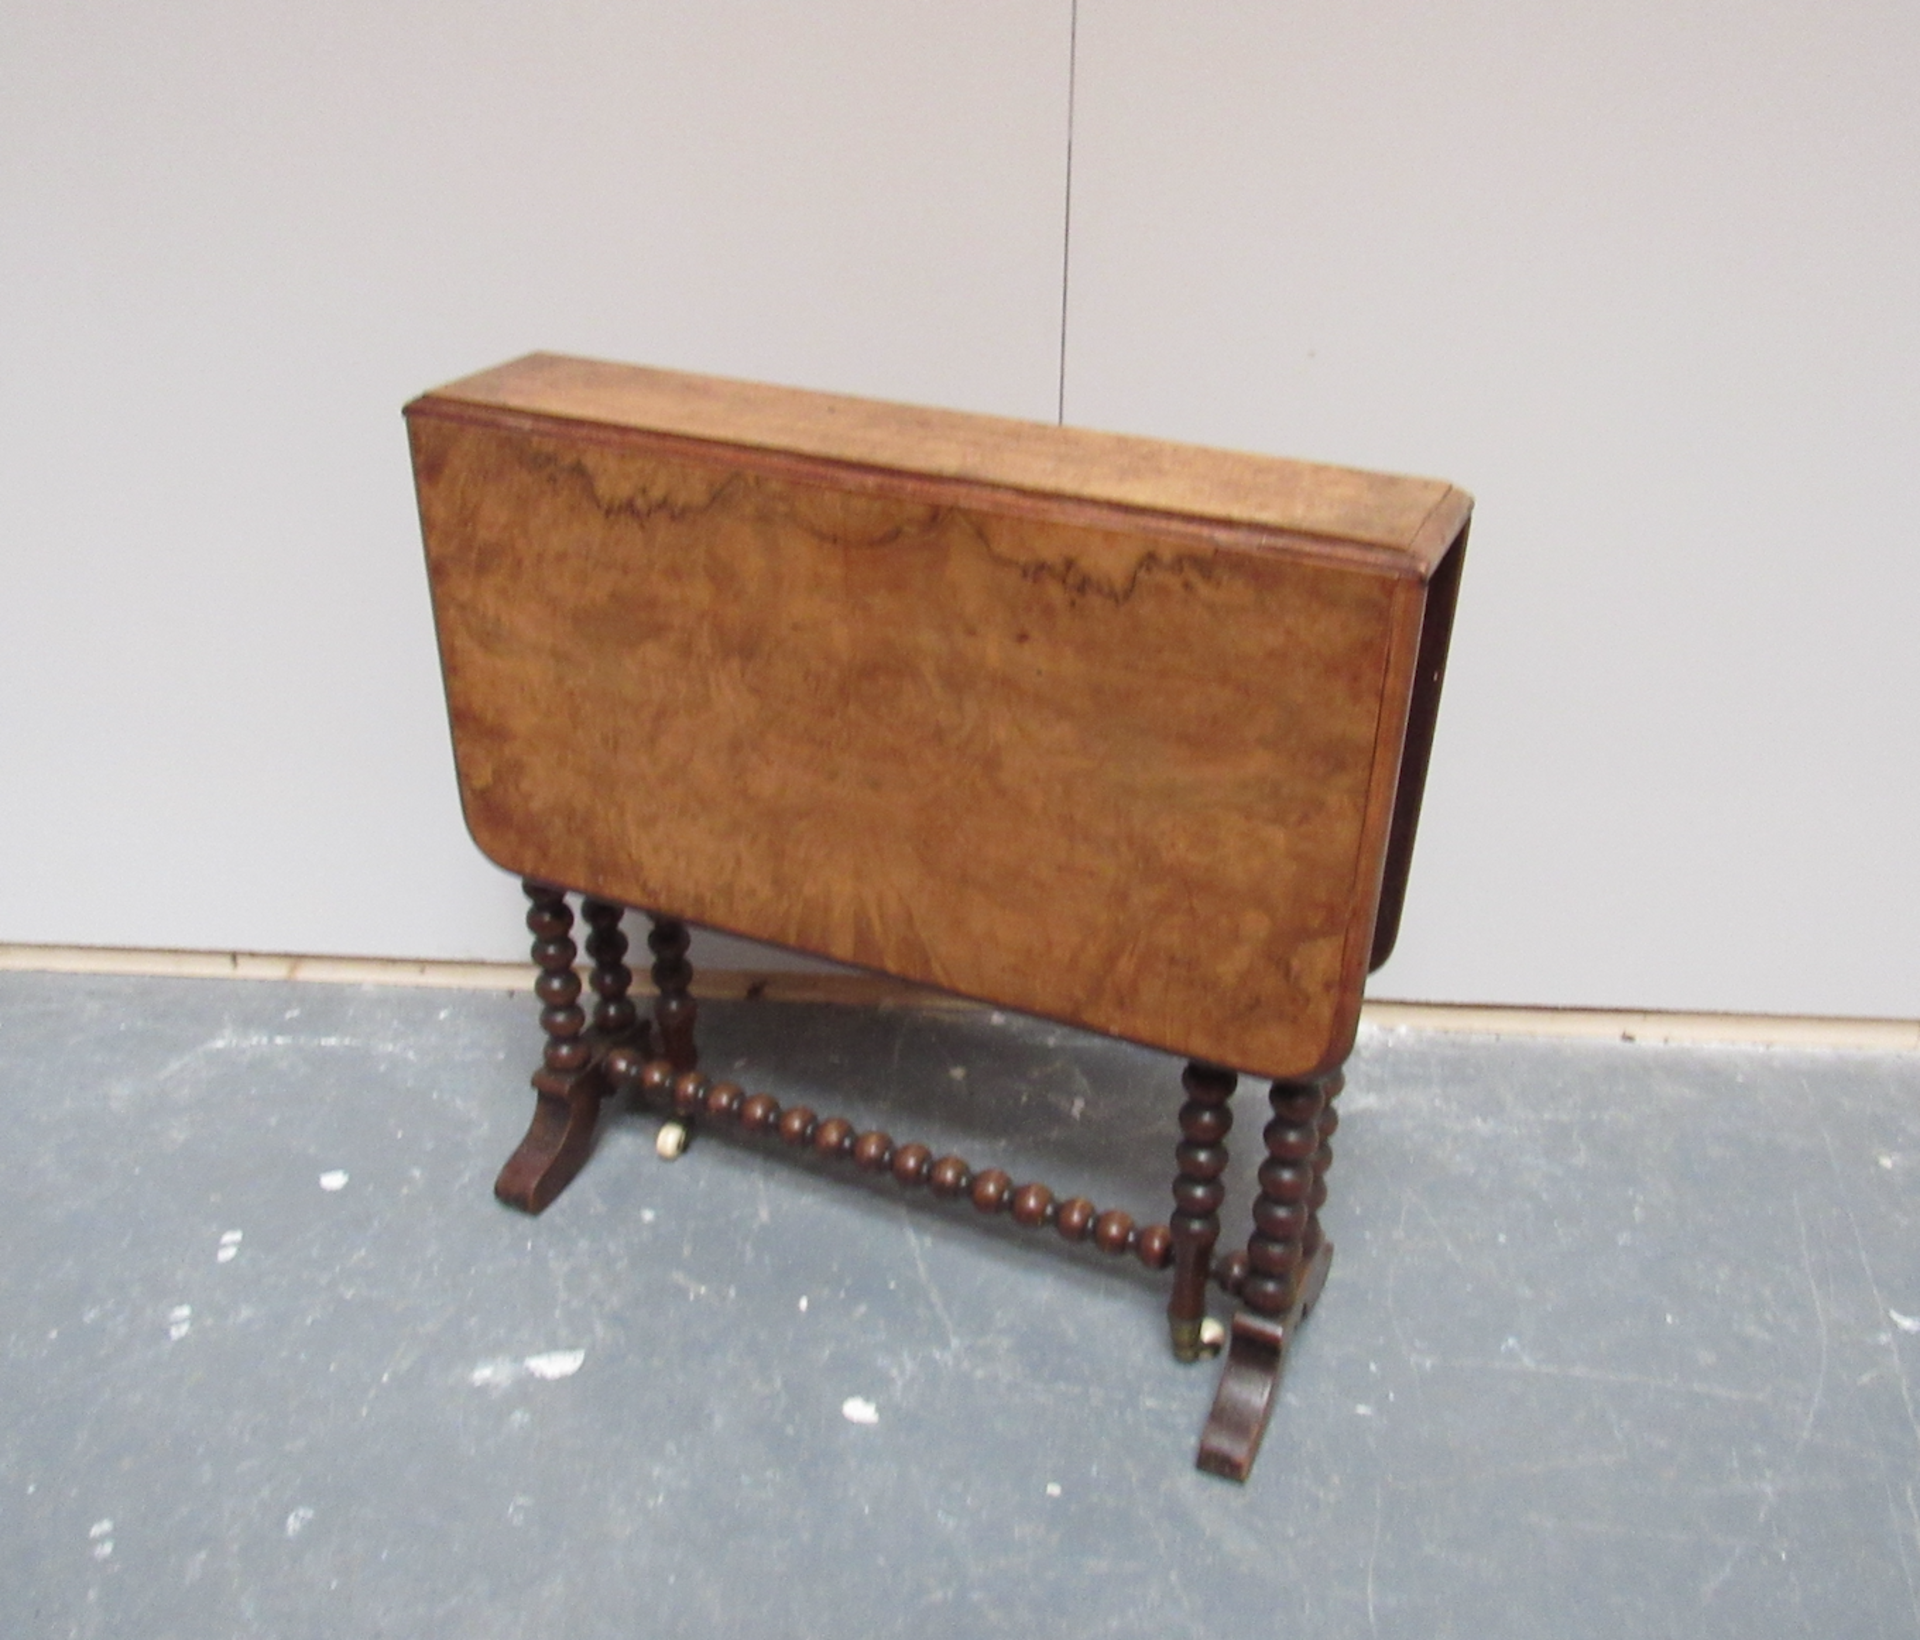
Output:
217 1230 242 1263
285 1507 314 1538
1890 1309 1920 1333
841 1396 880 1425
318 1171 349 1192
168 1304 192 1341
469 1358 519 1389
524 1349 585 1380
469 1349 587 1389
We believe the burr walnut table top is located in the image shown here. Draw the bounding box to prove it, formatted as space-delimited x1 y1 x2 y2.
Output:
406 355 1471 1081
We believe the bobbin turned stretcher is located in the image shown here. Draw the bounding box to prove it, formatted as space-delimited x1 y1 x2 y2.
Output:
405 354 1469 1480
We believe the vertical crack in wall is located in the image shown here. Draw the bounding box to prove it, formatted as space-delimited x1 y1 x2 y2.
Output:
1057 0 1080 426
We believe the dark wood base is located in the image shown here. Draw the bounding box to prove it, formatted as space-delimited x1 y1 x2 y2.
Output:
495 885 653 1216
1168 1062 1235 1361
488 890 1353 1482
494 1062 610 1213
1194 1239 1334 1482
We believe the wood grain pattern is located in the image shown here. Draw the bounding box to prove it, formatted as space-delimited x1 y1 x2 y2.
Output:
406 357 1470 1079
426 354 1468 570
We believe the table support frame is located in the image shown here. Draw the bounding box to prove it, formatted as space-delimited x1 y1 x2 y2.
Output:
490 886 1346 1480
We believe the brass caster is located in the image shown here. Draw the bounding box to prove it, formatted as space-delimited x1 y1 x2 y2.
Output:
1171 1314 1228 1362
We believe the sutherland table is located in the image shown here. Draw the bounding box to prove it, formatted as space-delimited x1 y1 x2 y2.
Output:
404 354 1471 1481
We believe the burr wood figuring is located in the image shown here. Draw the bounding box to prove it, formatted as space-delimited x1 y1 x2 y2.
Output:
405 353 1470 1480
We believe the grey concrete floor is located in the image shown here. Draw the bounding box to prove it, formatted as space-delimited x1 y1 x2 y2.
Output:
2 970 1917 1639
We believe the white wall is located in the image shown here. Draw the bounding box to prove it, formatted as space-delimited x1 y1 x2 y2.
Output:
1066 0 1919 1018
0 0 1073 970
2 0 1914 1017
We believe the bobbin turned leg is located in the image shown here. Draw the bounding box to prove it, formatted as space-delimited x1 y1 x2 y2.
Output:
1196 1069 1343 1481
1169 1062 1235 1360
495 881 608 1214
646 915 698 1158
581 898 641 1042
1301 1070 1341 1283
646 914 697 1069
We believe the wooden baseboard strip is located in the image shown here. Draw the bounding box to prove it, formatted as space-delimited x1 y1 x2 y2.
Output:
0 942 1912 1052
0 943 530 991
1359 1000 1918 1053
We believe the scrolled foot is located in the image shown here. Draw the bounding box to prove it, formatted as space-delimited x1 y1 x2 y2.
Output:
1194 1240 1333 1482
493 1064 607 1215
